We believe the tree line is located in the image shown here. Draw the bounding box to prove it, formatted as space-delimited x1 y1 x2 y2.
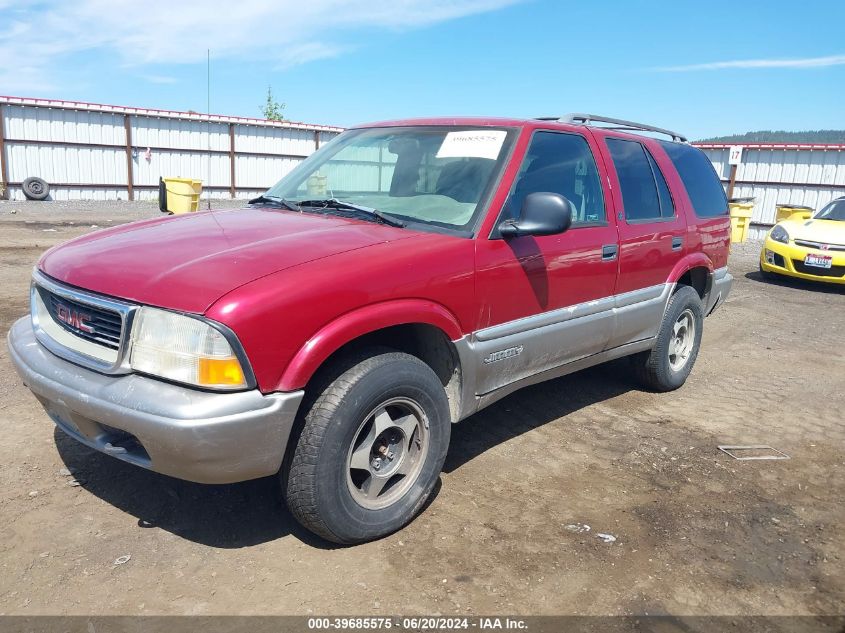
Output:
698 130 845 143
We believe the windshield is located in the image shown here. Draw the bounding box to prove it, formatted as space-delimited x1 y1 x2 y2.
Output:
264 126 514 233
814 199 845 222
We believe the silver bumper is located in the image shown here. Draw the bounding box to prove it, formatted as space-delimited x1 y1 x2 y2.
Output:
706 267 733 315
8 317 303 484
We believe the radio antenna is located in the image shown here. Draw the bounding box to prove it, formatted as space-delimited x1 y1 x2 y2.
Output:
206 48 212 211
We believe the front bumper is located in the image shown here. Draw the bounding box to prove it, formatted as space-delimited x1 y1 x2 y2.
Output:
760 237 845 285
8 317 303 484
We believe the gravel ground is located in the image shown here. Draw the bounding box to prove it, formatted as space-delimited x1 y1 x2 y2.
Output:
0 205 843 617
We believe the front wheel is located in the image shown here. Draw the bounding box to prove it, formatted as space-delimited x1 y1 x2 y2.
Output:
631 285 703 392
283 350 451 544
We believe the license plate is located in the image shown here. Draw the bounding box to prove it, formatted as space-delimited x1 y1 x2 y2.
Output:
804 253 833 269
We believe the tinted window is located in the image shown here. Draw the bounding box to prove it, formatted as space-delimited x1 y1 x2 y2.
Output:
606 138 661 221
502 131 605 227
659 141 728 217
645 148 675 217
815 198 845 221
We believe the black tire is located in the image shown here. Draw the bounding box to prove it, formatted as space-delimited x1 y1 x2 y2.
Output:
631 285 703 392
22 177 50 201
158 178 168 213
284 350 451 544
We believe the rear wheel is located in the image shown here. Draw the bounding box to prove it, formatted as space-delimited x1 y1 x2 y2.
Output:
632 285 703 392
283 350 450 544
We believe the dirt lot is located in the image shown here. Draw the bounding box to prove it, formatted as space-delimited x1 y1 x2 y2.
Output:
0 200 842 616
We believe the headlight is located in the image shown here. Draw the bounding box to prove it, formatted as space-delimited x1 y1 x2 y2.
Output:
129 307 248 390
770 224 790 244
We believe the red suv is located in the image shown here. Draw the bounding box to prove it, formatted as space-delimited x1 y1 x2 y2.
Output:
8 114 732 543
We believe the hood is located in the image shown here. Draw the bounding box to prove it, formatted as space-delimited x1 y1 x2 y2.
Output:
780 217 845 245
39 208 414 313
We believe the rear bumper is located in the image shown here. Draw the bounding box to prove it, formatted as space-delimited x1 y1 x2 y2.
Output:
8 317 303 484
706 266 733 315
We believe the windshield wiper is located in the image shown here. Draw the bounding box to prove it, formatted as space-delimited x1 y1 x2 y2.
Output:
295 198 405 228
248 194 301 212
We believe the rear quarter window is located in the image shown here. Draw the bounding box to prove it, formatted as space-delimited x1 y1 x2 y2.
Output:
659 141 728 218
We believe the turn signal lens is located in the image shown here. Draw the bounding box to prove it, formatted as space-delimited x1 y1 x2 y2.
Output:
198 357 246 387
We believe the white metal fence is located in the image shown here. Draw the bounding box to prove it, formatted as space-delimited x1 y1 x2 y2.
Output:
0 96 342 201
3 99 842 233
696 143 845 238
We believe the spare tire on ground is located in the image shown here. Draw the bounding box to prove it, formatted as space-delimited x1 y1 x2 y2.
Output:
22 177 50 201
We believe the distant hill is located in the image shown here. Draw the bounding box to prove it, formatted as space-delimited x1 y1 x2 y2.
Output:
698 130 845 144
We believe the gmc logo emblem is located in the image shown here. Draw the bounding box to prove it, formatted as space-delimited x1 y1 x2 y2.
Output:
55 304 95 334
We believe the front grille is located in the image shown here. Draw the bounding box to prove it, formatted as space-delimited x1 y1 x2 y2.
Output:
794 239 845 252
44 290 123 350
792 260 845 278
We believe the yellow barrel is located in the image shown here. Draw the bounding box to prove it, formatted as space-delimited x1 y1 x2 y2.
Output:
728 197 754 243
775 203 813 223
159 177 203 214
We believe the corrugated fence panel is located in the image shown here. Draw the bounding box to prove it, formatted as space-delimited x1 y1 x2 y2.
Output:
133 152 231 188
699 145 845 227
235 155 303 190
4 104 125 145
132 117 230 152
7 144 123 184
236 125 317 157
3 103 128 200
1 96 343 201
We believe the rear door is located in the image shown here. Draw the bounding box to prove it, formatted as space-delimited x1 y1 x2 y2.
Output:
472 128 619 394
599 134 687 348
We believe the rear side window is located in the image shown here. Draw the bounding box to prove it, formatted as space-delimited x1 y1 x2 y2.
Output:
659 141 728 217
606 138 664 222
645 149 675 217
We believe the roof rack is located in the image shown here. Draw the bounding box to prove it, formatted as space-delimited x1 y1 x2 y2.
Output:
536 113 687 143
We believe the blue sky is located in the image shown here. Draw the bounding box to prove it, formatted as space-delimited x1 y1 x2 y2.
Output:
1 0 843 139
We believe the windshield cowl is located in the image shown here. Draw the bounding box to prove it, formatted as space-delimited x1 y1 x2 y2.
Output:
295 198 406 228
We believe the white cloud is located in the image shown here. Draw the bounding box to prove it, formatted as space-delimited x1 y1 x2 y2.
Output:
141 75 179 85
0 0 522 94
652 54 845 72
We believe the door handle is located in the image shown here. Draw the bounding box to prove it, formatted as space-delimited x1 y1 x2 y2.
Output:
602 244 618 261
671 236 683 251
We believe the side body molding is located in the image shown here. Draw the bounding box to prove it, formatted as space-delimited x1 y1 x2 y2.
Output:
277 299 464 392
453 283 675 415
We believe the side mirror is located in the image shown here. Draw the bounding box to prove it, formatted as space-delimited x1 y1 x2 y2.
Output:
499 192 573 238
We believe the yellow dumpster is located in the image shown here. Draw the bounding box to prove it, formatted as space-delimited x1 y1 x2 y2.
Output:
775 203 813 223
159 177 203 214
728 197 754 243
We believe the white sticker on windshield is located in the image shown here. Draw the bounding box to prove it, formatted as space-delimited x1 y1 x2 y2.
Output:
436 130 507 160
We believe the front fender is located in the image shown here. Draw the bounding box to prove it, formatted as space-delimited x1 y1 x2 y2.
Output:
276 299 464 391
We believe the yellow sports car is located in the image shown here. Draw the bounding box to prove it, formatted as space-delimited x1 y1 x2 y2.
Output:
760 196 845 285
